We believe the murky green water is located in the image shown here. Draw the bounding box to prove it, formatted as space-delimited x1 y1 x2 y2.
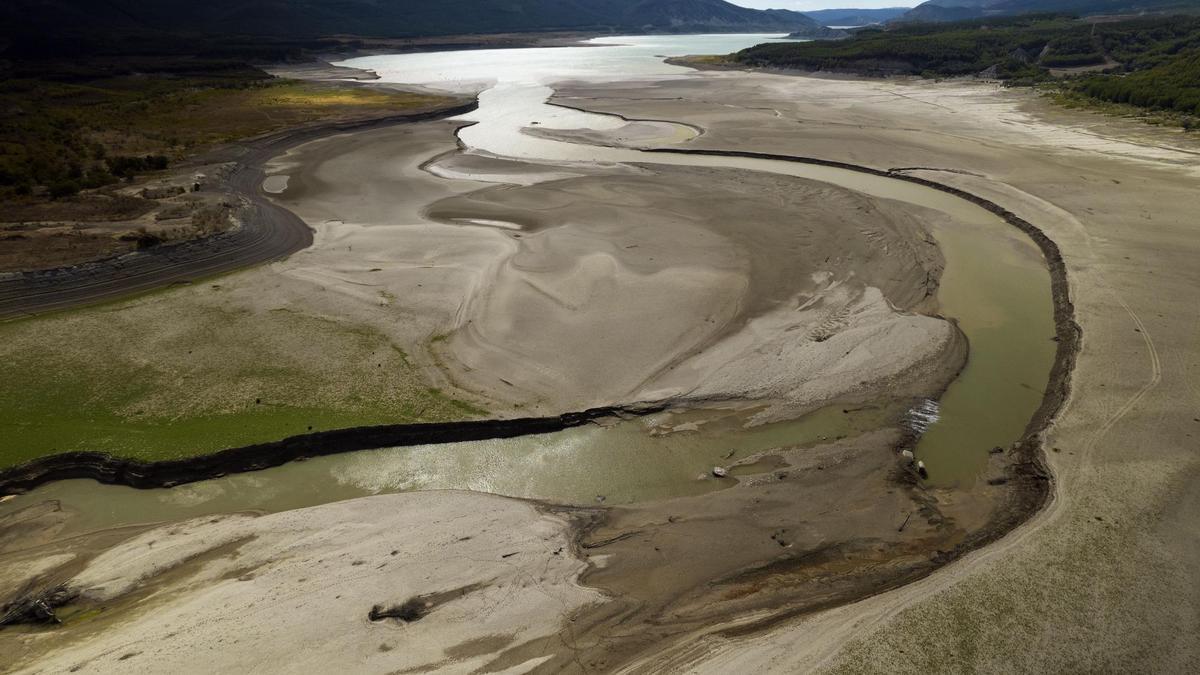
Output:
917 220 1055 485
6 405 896 536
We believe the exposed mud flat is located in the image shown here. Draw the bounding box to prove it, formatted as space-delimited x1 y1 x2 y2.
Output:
0 105 988 673
255 115 967 421
0 59 1102 673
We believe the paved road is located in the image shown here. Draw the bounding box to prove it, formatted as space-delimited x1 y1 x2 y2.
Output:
0 103 476 321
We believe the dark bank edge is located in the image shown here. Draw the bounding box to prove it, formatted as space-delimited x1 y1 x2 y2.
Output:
0 404 666 495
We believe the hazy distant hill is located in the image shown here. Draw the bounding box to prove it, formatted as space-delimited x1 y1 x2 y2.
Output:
1 0 837 48
898 0 1199 22
803 7 911 26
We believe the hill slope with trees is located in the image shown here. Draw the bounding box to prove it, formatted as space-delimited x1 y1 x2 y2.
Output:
898 0 1199 23
1 0 836 55
733 14 1200 122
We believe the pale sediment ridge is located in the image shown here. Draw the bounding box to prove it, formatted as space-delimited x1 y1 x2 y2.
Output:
4 491 604 674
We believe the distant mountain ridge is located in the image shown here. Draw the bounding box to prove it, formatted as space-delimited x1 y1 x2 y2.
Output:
802 7 911 26
898 0 1199 22
1 0 839 46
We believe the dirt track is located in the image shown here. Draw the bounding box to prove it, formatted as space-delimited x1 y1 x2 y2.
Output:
0 102 476 321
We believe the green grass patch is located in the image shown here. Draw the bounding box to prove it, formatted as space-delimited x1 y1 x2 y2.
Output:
0 291 484 469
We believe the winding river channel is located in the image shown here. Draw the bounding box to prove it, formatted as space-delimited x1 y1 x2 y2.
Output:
0 35 1055 533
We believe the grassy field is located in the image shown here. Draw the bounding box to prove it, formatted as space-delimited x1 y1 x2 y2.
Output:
0 287 484 469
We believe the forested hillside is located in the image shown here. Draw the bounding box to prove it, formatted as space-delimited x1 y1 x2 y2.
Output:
734 14 1200 120
1 0 835 57
802 7 911 26
898 0 1199 23
1076 39 1200 116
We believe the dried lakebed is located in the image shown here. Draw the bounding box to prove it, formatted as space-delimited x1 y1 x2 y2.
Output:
0 36 1073 672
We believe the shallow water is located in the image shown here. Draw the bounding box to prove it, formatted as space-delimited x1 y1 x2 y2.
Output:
13 405 896 536
0 34 1055 530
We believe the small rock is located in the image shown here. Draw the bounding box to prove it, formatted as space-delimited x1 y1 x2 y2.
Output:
711 466 728 478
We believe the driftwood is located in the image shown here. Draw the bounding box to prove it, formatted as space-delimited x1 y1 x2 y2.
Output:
368 598 428 623
0 585 78 627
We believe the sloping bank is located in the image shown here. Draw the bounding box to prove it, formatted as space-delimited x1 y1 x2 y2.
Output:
0 101 479 320
644 147 1079 450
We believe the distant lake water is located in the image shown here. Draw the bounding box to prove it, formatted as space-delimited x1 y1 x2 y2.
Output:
340 34 792 93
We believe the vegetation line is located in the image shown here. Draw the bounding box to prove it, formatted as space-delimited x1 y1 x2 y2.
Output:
0 404 666 495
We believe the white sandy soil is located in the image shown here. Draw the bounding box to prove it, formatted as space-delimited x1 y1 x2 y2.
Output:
11 492 599 674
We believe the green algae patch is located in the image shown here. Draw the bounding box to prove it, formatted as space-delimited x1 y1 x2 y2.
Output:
0 294 484 469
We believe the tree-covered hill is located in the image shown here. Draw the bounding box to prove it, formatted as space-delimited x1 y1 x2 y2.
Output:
1 0 837 58
733 14 1200 119
802 7 912 26
738 15 1100 77
898 0 1199 23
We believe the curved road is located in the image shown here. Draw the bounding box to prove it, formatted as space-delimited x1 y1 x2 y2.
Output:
0 102 477 321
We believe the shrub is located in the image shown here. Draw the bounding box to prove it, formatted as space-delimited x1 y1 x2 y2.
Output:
48 180 81 199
